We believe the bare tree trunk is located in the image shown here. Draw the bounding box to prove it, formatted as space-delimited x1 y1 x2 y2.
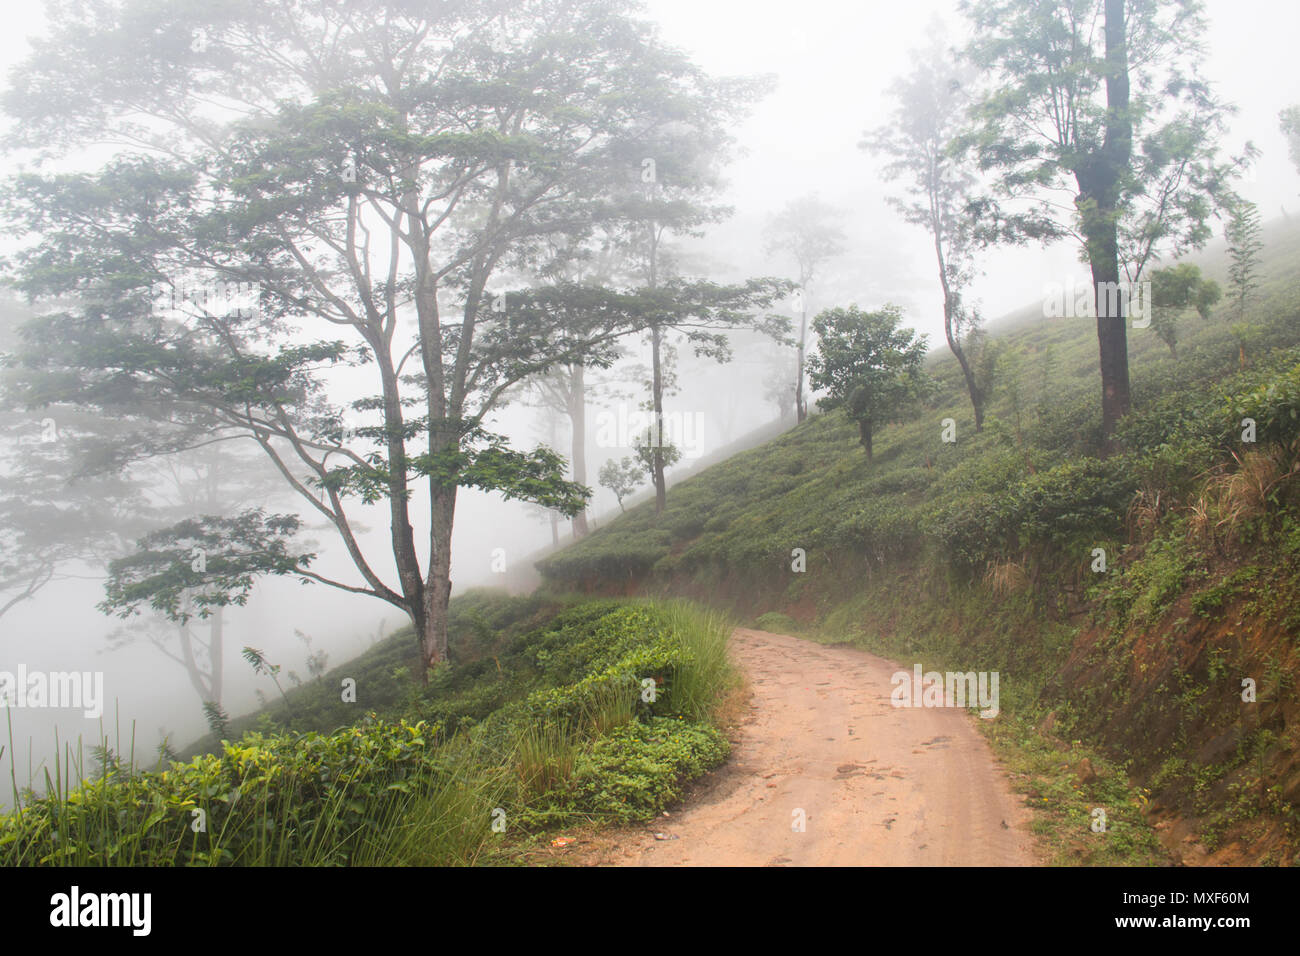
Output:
1084 0 1134 449
570 363 589 538
795 305 808 423
934 235 983 431
177 618 210 704
650 324 666 515
208 605 223 706
420 485 456 672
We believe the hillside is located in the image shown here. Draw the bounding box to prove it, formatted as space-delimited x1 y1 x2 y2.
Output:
536 219 1300 865
5 594 737 865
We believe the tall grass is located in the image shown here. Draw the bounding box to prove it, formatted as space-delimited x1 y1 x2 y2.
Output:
656 600 736 721
1 599 739 866
351 735 513 866
0 717 513 867
513 719 581 799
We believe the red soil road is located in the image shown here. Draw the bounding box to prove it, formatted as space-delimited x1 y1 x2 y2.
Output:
608 628 1038 866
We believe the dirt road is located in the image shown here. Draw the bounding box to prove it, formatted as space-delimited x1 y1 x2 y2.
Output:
596 628 1038 866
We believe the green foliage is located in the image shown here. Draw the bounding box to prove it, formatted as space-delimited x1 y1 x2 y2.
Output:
2 598 734 864
1149 263 1221 356
598 456 644 511
1190 566 1260 620
1 716 482 866
1099 531 1198 633
1221 356 1300 449
99 510 311 623
806 304 930 456
924 456 1135 572
1226 200 1265 321
633 428 682 476
524 718 728 827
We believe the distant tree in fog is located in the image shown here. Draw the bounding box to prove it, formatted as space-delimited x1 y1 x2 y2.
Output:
512 275 643 540
1281 105 1300 181
1225 199 1264 322
761 348 797 421
1148 263 1220 358
598 457 642 513
763 195 845 424
864 32 989 431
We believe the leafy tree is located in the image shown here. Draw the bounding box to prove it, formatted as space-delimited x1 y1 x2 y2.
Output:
1281 105 1300 181
633 426 682 478
1224 199 1264 369
864 29 998 432
763 195 845 422
3 296 290 711
806 305 930 460
512 277 641 540
0 298 152 619
1225 199 1264 321
1148 262 1220 357
599 456 644 512
959 0 1250 444
593 77 792 516
0 0 763 674
761 348 798 420
617 279 790 514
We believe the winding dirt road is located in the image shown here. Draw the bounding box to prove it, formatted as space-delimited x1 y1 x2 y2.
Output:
592 628 1038 866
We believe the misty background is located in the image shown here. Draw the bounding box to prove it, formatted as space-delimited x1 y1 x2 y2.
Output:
0 0 1295 779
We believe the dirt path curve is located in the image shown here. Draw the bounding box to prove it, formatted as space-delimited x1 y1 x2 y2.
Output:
601 628 1038 866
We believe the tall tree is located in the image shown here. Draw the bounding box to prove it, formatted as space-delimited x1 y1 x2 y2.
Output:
513 273 640 540
763 195 845 423
805 305 929 461
865 36 994 431
620 278 790 513
960 0 1249 445
0 0 765 674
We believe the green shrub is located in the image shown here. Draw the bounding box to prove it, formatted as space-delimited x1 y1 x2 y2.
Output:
526 718 729 826
2 600 737 865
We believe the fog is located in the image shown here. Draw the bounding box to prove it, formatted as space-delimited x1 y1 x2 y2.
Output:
0 0 1296 792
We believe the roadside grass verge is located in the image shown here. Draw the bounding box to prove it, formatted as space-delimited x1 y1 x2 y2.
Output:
0 598 736 866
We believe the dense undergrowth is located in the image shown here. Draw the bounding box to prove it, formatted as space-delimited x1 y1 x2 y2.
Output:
0 598 734 865
538 220 1300 864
